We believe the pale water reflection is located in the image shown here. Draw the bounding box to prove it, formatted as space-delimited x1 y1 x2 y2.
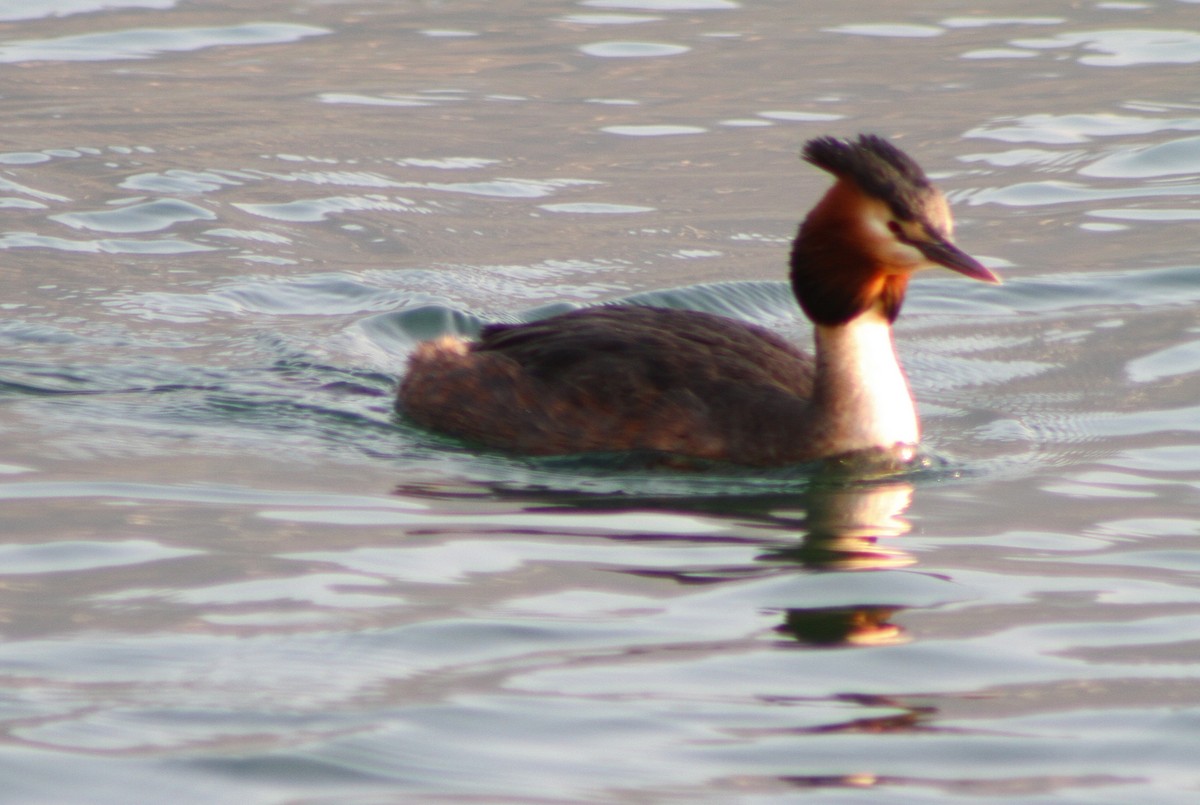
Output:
3 0 1200 802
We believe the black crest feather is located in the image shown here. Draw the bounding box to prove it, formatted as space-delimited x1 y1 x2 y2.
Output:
802 134 931 221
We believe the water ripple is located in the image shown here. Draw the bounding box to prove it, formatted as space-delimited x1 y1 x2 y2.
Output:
963 180 1200 207
408 178 599 198
1080 135 1200 178
0 0 175 22
168 573 399 609
582 0 738 9
0 152 53 165
579 41 690 57
0 176 70 202
51 199 216 233
941 16 1065 28
539 202 655 214
966 112 1200 144
319 92 448 108
602 124 708 136
419 29 479 39
0 23 329 63
120 170 247 194
0 539 198 575
393 157 499 170
233 195 418 223
0 480 427 510
825 23 944 38
758 110 845 122
246 169 407 188
560 14 663 25
0 231 214 254
1126 341 1200 383
1011 28 1200 66
1089 208 1200 223
961 48 1037 60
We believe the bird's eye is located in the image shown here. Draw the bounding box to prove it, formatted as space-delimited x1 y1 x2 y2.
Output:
887 220 904 238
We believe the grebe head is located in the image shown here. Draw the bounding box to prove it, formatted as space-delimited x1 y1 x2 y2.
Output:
790 134 1000 326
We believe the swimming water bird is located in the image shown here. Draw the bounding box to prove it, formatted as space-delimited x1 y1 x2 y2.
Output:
397 134 999 466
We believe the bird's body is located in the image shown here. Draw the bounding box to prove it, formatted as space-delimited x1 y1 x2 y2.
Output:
397 135 999 466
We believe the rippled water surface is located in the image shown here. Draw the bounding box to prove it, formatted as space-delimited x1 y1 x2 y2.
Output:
4 0 1200 801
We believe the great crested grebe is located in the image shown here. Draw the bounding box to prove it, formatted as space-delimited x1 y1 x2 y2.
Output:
397 134 1000 466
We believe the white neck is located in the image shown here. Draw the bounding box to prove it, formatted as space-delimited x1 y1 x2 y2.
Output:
810 307 918 454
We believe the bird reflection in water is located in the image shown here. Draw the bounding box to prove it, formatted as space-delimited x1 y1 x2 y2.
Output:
764 477 916 648
764 476 915 571
395 459 922 649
